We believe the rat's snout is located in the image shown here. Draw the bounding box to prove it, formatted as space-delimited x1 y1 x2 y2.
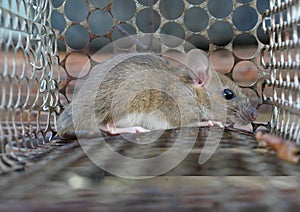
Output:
249 108 258 121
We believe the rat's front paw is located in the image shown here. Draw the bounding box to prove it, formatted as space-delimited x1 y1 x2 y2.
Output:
100 123 150 135
197 121 225 128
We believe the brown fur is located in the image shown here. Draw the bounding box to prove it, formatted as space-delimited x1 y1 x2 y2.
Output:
57 53 258 138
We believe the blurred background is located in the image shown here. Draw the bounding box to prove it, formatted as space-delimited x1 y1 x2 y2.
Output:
2 0 271 49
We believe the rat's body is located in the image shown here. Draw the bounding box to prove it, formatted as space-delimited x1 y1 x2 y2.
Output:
57 51 258 138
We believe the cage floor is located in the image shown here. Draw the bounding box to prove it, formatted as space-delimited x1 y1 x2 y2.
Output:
1 127 300 210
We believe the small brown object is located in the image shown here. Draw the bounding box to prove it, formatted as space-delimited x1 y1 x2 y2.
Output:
256 131 300 164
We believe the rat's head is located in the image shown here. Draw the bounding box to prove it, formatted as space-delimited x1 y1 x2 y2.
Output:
213 73 258 125
185 49 258 125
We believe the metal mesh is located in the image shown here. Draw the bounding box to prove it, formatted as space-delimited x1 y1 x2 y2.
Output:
54 0 266 103
1 0 299 173
261 0 300 143
0 0 270 172
0 0 61 172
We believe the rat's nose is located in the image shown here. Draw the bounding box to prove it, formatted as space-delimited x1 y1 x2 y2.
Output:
250 109 258 121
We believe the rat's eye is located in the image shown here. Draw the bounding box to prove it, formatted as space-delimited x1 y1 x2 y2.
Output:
223 89 235 100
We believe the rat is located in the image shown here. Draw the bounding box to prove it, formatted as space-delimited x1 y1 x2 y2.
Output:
57 49 258 138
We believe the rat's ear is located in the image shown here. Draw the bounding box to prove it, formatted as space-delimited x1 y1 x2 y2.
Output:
185 49 210 87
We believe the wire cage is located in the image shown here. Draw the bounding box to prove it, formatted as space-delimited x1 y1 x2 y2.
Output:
0 0 61 172
261 0 300 142
0 0 299 173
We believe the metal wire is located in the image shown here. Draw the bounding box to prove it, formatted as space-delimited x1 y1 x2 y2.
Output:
261 0 300 143
0 0 61 173
1 0 299 173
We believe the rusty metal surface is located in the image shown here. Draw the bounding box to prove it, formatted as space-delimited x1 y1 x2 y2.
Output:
0 127 300 210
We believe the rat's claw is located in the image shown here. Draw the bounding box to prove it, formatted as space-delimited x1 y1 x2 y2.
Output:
211 121 224 128
134 127 150 133
197 121 224 128
100 123 150 135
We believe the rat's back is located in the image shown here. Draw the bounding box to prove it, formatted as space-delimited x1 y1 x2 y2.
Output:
57 53 178 138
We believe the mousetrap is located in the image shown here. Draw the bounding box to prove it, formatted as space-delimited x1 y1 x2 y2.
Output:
0 0 300 210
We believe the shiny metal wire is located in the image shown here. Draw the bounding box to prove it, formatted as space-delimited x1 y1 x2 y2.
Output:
0 0 61 173
261 0 300 143
1 0 299 173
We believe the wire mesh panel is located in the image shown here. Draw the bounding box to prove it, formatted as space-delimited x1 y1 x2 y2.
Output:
2 0 298 174
261 0 300 142
0 0 272 173
1 2 300 208
0 0 61 172
53 0 268 105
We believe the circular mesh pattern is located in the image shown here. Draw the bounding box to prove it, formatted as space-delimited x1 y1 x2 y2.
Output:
51 0 269 102
0 0 61 172
261 0 300 143
2 0 299 174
